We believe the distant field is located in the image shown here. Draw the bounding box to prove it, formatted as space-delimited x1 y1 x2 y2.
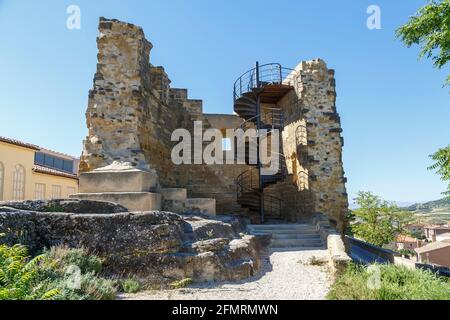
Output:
412 209 450 225
403 198 450 225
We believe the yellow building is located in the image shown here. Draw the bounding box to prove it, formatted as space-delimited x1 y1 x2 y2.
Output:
0 136 79 201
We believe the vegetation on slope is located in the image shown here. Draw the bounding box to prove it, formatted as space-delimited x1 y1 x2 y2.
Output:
0 242 117 300
327 263 450 300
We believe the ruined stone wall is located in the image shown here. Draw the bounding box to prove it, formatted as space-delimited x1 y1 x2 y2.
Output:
279 59 348 230
80 18 153 172
80 18 347 226
80 18 249 215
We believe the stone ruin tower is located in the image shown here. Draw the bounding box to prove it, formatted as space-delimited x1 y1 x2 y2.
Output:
76 18 348 231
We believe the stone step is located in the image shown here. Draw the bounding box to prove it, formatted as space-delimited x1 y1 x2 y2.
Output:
185 198 216 216
251 229 318 235
160 188 187 202
70 192 161 211
248 224 316 230
79 169 158 193
270 238 324 248
271 233 321 240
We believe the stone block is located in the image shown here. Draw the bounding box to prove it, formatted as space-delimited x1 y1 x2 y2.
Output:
161 188 187 202
70 192 161 211
185 198 216 216
79 169 158 193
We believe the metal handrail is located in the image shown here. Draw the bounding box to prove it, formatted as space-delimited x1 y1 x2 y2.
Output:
233 63 297 102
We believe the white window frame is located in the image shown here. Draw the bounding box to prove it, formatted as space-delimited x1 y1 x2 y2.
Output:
35 183 46 200
51 185 62 199
12 164 25 200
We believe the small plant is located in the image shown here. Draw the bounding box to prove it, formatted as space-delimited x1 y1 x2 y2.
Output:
121 278 141 294
0 244 117 300
308 256 327 266
170 278 192 289
206 230 215 239
43 204 65 213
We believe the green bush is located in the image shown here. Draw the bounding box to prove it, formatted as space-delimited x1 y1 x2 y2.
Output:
120 278 141 294
327 263 450 300
0 243 117 300
170 278 193 289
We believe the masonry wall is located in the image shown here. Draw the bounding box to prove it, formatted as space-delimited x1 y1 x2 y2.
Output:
279 59 348 230
80 18 348 227
80 18 249 215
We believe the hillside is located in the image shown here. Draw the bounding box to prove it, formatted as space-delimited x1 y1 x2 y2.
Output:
402 198 450 225
404 198 450 212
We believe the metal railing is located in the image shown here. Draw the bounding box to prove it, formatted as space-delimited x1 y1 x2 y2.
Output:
239 107 285 132
233 63 297 102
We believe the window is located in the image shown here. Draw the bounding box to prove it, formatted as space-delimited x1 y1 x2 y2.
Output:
12 165 25 200
35 183 46 200
34 152 74 173
51 185 62 199
67 187 76 196
0 162 4 200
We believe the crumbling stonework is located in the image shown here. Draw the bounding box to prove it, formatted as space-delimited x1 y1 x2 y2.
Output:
80 18 348 229
0 200 265 283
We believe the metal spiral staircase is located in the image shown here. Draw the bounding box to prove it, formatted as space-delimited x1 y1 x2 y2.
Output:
233 62 296 223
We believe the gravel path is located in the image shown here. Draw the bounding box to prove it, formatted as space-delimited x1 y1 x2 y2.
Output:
120 248 332 300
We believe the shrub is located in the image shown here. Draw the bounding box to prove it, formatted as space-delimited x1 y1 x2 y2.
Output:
0 243 117 300
327 263 450 300
307 256 327 266
120 278 141 294
170 278 192 289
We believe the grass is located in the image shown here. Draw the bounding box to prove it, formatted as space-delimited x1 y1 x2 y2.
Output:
308 256 327 266
327 263 450 300
0 244 117 300
170 278 193 289
120 278 141 294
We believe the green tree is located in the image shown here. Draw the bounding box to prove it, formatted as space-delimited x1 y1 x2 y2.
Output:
428 145 450 198
396 0 450 85
351 191 413 247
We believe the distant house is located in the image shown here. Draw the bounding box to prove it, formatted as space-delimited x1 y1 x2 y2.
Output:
395 235 423 251
406 223 425 235
415 241 450 268
0 136 79 201
424 225 450 242
436 233 450 242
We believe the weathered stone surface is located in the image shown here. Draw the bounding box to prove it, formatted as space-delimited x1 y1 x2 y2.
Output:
71 192 162 212
79 164 159 193
0 199 128 214
0 201 263 284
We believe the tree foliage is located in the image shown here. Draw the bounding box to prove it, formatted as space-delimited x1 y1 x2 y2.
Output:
396 0 450 84
350 191 414 247
428 145 450 198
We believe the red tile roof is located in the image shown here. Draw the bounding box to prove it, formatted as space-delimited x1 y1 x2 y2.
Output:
33 165 78 180
0 136 40 150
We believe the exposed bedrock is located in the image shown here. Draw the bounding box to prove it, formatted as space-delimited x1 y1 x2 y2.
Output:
0 199 266 284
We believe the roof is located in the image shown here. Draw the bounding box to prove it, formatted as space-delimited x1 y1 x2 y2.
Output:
39 148 78 161
425 225 450 230
33 165 78 180
415 241 450 254
396 235 418 243
0 136 40 150
0 136 78 160
437 233 450 238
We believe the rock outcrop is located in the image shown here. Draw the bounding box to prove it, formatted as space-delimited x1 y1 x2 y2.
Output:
0 199 265 285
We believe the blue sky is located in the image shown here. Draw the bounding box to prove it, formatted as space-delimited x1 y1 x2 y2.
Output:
0 0 448 203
